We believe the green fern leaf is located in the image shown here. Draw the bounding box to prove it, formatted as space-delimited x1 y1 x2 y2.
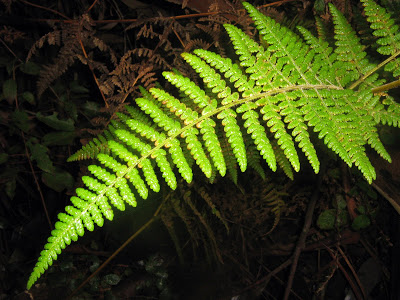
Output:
27 1 400 290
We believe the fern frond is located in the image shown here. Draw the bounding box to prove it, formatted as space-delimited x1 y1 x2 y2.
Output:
28 1 400 289
263 185 287 236
220 132 239 185
297 26 340 86
27 30 61 61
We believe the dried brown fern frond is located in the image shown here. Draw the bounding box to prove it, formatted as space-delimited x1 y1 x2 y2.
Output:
90 116 109 127
107 65 156 102
193 23 224 54
92 36 118 66
27 30 62 61
137 48 172 68
36 40 78 96
170 195 198 246
262 183 288 236
184 39 212 52
34 15 94 96
126 16 176 38
137 23 159 39
29 13 117 97
194 1 244 56
100 49 160 101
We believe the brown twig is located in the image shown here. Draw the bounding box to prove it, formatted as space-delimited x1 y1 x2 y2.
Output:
67 196 167 299
236 258 293 296
0 38 23 63
258 0 299 8
337 247 367 299
22 132 53 231
283 175 321 300
26 0 300 25
324 245 364 300
19 0 71 20
86 0 99 14
172 24 186 48
315 259 338 295
14 86 53 231
372 182 400 215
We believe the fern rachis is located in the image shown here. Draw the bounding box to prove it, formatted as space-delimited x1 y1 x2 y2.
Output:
27 0 400 289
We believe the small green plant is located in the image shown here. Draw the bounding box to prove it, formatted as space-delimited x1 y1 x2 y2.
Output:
316 193 373 231
27 0 400 289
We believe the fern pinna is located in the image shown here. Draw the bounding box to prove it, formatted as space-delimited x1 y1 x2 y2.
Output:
27 0 400 289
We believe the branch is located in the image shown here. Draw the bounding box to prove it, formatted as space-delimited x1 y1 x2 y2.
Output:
26 0 301 25
18 0 71 20
283 175 321 300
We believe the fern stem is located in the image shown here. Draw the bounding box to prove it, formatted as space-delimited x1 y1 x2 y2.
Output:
349 49 400 90
371 78 400 94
